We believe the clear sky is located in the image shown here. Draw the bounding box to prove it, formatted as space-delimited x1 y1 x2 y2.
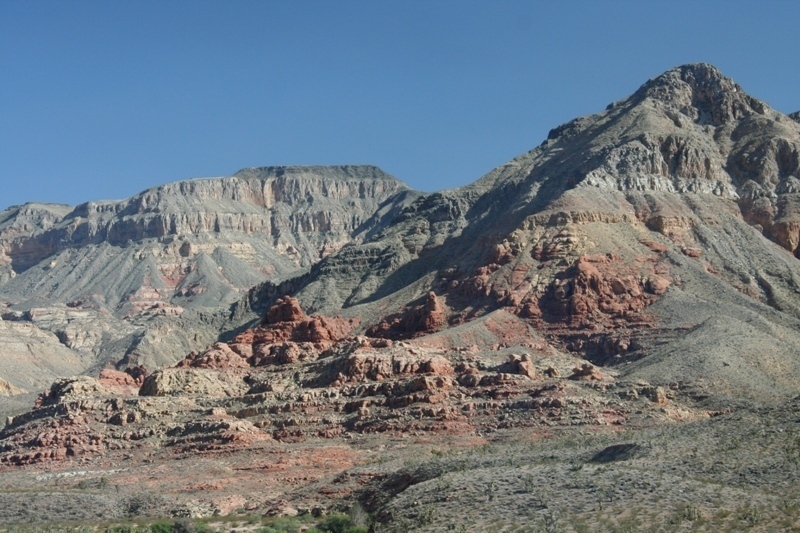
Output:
2 1 799 210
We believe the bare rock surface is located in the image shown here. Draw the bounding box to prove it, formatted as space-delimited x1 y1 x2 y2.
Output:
0 378 26 397
139 368 247 398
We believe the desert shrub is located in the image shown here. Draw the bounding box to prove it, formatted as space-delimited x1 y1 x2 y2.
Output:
417 505 436 526
124 493 168 517
258 516 302 533
149 522 173 533
682 504 702 521
485 481 497 502
737 504 763 526
171 518 194 533
317 512 366 533
318 514 350 532
520 475 536 493
348 502 370 529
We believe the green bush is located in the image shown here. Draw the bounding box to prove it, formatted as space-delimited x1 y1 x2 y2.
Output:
193 523 213 533
257 518 299 533
150 522 173 533
108 525 151 533
318 513 367 533
171 519 195 533
319 514 351 533
124 493 168 517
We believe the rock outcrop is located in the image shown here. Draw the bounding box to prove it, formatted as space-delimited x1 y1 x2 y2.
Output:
139 368 247 398
35 376 113 407
178 296 358 371
365 292 447 339
0 378 26 397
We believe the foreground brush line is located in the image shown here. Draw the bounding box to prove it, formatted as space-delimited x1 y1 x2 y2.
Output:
0 511 367 532
2 64 800 531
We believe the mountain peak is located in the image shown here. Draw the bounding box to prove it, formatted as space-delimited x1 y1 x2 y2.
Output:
644 63 732 92
669 62 726 80
634 62 767 125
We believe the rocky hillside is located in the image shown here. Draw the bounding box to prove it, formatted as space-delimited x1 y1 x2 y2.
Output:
2 64 800 531
0 165 410 394
281 63 800 402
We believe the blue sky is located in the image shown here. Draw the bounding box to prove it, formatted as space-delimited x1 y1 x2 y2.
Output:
2 1 799 209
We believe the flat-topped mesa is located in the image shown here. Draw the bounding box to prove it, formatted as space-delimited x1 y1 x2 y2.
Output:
0 164 408 274
232 164 402 182
81 166 408 244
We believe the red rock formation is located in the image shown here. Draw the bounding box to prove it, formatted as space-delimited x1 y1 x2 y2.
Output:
175 296 358 370
539 255 668 325
366 292 447 340
263 296 306 325
98 369 141 395
124 365 149 384
509 354 536 379
247 297 358 346
177 343 250 369
338 353 454 383
570 363 612 382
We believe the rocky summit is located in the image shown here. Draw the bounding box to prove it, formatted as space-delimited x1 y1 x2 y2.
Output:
2 64 800 532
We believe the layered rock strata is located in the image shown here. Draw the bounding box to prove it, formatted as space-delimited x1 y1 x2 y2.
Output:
0 166 409 392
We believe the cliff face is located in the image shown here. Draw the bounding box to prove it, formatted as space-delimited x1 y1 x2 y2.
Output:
0 165 407 310
0 165 408 389
0 165 407 272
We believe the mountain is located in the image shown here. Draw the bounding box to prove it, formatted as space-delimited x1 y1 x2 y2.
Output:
2 64 800 531
280 63 800 401
0 165 410 393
